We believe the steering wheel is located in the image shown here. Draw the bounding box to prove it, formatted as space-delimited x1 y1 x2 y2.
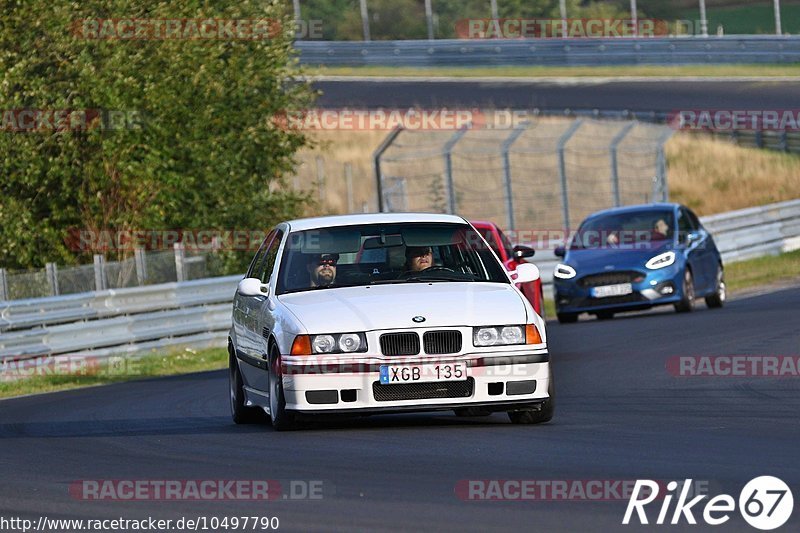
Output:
400 266 456 278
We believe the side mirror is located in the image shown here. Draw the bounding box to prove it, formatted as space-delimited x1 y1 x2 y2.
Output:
554 246 566 258
238 277 269 297
512 245 536 260
686 231 702 246
511 263 540 284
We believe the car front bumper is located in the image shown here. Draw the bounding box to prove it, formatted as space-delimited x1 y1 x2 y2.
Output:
554 265 684 314
280 349 550 413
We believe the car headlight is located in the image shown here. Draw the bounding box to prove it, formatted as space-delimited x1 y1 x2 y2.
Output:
309 333 367 354
645 251 676 270
554 263 577 280
473 325 541 347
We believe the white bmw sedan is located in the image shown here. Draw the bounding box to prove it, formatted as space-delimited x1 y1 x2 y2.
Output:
228 213 553 430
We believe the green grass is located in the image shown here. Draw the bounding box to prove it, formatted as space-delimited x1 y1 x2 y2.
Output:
679 3 800 35
3 250 799 399
309 64 800 78
724 249 800 292
0 347 227 399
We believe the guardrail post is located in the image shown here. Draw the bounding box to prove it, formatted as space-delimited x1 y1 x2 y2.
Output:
134 248 148 285
500 122 530 231
443 126 470 215
174 242 186 282
557 119 584 231
780 131 788 152
45 262 60 296
609 121 637 207
93 254 108 291
0 268 8 301
373 126 404 212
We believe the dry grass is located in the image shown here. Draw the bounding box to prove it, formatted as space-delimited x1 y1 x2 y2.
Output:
292 123 800 219
667 134 800 215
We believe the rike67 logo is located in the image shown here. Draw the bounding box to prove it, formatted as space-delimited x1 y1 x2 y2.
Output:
623 476 793 530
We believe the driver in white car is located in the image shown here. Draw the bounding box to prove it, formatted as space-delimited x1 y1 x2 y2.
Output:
404 246 433 272
307 253 338 287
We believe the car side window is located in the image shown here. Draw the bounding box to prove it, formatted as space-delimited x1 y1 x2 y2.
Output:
677 209 694 244
247 230 276 279
499 230 515 260
686 208 702 231
257 230 284 284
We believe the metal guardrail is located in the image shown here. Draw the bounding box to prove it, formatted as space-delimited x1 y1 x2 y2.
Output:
0 199 798 362
296 37 800 67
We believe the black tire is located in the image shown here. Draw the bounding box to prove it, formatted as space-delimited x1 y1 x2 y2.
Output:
674 269 695 313
229 348 264 424
596 311 614 320
268 344 296 431
705 266 726 309
508 370 555 425
557 312 578 324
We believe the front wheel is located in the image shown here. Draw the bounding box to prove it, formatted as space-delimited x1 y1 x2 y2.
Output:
268 345 296 431
674 269 695 313
557 312 578 324
508 371 554 425
229 349 264 424
705 267 726 309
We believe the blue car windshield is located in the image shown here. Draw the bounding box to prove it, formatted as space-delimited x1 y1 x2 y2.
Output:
571 210 675 250
276 222 509 295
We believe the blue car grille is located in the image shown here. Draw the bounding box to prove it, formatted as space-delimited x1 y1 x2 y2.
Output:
575 293 648 307
577 271 643 288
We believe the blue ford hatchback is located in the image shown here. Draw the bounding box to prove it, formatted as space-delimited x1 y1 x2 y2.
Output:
553 203 725 323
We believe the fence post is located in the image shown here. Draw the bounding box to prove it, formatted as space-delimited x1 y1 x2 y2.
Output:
654 128 675 202
443 126 469 214
609 121 637 207
174 242 186 282
0 268 8 301
93 254 107 291
315 156 326 202
359 0 371 41
45 262 60 296
344 162 354 213
500 122 529 231
134 248 148 285
373 126 404 212
557 119 584 231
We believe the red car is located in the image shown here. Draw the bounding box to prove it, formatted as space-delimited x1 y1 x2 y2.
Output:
470 220 545 318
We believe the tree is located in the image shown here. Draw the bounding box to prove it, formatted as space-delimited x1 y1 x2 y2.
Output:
0 0 314 271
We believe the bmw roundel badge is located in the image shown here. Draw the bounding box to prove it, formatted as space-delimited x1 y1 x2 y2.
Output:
412 316 426 323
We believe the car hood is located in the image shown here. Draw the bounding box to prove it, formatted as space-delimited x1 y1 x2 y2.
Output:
278 282 528 333
565 241 673 273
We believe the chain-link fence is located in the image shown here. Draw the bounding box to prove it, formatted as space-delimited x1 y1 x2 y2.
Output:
375 118 673 232
0 246 227 302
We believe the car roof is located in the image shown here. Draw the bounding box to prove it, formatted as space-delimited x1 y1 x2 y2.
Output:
583 203 679 221
285 212 468 232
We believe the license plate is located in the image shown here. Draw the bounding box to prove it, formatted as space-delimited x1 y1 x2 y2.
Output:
591 283 633 298
379 362 468 384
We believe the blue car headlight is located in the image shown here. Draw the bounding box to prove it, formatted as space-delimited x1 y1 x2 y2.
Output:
645 251 676 270
554 263 577 280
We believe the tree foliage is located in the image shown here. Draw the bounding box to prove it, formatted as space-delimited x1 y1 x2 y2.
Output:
0 0 315 270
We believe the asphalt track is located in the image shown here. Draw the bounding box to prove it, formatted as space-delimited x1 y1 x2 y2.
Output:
1 286 799 532
313 78 800 114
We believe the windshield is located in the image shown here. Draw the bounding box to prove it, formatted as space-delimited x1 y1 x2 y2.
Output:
571 210 675 250
276 222 509 295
